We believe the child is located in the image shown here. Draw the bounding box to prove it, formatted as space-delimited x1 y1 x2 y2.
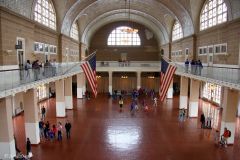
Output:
214 130 220 145
153 97 157 107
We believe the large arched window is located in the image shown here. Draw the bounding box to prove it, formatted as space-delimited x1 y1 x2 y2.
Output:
200 0 227 31
172 21 183 41
70 22 79 41
107 26 141 46
34 0 56 30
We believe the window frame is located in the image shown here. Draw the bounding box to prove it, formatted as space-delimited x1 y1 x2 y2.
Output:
172 21 183 41
200 0 228 31
34 0 56 30
107 26 141 47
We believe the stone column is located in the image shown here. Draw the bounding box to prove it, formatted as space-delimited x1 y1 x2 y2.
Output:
23 89 40 144
0 97 16 159
56 79 66 117
65 77 73 109
220 87 239 144
180 76 189 109
189 79 200 117
167 79 173 99
109 71 112 95
77 73 85 98
137 71 141 90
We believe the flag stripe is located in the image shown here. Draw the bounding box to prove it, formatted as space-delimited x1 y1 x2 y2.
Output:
159 59 177 102
160 66 176 101
80 54 97 97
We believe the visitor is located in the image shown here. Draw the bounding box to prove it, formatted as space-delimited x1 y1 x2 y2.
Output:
32 60 41 81
41 106 46 120
190 59 196 74
185 59 189 73
57 122 63 141
200 113 205 128
26 138 32 157
119 98 124 112
65 120 72 139
24 60 31 79
52 124 57 139
196 59 203 75
221 127 231 147
39 119 44 138
153 97 158 107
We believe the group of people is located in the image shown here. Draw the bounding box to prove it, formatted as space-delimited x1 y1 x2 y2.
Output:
39 119 72 142
24 59 57 81
185 59 203 75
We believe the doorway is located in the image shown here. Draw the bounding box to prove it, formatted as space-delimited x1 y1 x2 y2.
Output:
207 45 213 66
16 37 25 80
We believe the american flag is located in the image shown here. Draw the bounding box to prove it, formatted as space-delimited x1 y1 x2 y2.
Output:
80 54 97 97
159 58 177 102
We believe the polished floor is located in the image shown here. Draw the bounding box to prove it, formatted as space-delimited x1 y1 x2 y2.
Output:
13 95 240 160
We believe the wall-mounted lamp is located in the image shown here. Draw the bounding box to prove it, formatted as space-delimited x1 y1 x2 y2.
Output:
121 76 128 79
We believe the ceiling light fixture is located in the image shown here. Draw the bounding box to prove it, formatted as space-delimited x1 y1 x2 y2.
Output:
122 0 138 33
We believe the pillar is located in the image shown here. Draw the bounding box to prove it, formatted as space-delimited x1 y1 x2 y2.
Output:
23 89 40 144
167 79 173 99
77 73 85 98
65 77 73 109
0 97 16 159
109 71 112 95
189 79 200 117
180 76 189 109
220 87 239 144
56 79 66 117
137 71 141 90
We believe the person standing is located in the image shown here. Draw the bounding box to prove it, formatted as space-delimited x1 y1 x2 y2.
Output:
65 121 72 139
39 119 44 138
24 60 31 79
185 59 189 73
41 106 46 119
57 122 63 141
200 113 205 128
26 138 31 157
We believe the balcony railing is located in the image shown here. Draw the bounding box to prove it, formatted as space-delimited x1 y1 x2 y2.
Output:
173 63 240 87
0 62 82 92
96 61 161 67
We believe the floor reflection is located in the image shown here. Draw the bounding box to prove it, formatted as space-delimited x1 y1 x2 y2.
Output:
107 126 141 150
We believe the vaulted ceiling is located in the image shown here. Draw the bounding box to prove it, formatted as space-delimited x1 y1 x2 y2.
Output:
2 0 240 45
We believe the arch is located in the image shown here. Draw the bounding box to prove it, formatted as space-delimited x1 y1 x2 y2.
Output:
199 0 230 31
34 0 56 30
81 10 169 47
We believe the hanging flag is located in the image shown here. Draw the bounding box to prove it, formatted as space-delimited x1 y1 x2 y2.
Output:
159 58 177 102
80 53 97 97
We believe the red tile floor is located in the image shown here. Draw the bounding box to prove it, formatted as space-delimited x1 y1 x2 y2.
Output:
13 94 240 160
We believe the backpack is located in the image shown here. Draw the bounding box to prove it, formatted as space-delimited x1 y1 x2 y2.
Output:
228 130 231 137
24 64 28 70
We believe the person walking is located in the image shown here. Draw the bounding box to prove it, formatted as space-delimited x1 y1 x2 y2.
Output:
153 97 158 107
65 121 72 139
119 98 124 112
57 122 63 141
26 138 32 157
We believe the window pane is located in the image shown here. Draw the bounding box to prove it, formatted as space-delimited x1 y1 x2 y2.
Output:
107 26 141 46
172 21 183 41
34 0 56 30
200 0 227 31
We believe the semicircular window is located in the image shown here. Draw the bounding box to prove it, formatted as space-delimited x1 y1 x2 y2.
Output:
107 26 141 46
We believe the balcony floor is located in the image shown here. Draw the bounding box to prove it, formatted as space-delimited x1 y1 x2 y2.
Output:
13 95 240 160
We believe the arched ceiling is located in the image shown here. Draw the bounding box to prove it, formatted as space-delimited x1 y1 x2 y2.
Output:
60 0 195 45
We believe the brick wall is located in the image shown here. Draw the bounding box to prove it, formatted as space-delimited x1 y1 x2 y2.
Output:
89 21 160 61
